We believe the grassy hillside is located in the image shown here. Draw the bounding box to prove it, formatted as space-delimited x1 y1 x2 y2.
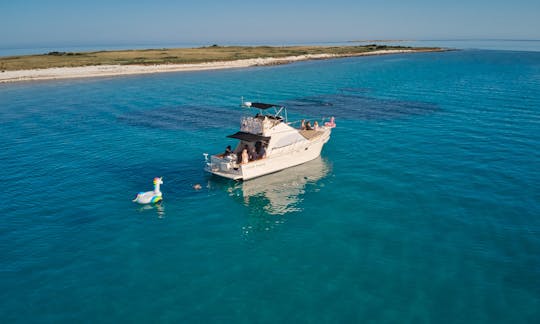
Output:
0 45 440 71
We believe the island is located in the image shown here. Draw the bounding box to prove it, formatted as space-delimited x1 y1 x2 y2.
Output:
0 45 445 83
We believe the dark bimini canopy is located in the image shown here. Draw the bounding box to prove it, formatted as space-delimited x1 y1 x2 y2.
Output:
250 102 281 109
227 131 270 143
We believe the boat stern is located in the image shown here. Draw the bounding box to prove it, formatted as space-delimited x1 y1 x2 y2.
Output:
204 154 243 180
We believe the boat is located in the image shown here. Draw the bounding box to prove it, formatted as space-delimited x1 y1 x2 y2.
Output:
204 100 333 180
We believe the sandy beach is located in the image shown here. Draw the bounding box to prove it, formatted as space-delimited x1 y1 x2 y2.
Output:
0 49 436 83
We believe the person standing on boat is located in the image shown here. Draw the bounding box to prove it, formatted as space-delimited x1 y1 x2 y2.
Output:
259 145 267 159
250 147 258 161
241 145 249 164
237 150 243 164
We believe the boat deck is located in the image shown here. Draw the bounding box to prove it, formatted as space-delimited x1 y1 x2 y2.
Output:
299 129 324 140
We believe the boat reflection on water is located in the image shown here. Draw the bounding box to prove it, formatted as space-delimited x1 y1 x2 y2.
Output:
225 156 331 216
207 157 331 236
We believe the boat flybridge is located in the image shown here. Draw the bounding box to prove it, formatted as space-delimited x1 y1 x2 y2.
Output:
204 100 334 180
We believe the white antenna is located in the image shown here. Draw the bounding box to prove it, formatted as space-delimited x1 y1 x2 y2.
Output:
241 97 252 108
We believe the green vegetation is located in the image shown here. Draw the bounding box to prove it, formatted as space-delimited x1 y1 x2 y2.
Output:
0 45 441 71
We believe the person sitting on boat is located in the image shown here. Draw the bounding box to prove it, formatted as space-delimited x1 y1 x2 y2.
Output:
324 116 336 128
313 121 319 130
223 145 234 157
300 119 306 130
305 121 313 130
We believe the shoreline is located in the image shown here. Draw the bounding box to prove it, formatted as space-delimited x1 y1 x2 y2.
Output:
0 49 443 83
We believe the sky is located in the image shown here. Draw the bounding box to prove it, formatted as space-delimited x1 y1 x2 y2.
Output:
1 0 539 48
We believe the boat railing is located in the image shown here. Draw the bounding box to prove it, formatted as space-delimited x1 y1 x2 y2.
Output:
207 154 242 175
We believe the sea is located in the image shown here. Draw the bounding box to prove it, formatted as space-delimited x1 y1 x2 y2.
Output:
1 41 539 323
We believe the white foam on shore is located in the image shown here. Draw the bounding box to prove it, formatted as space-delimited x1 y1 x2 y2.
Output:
0 49 428 83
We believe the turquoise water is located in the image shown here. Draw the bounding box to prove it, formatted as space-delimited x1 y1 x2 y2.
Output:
1 50 539 323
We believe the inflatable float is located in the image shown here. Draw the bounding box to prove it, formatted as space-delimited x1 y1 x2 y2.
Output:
133 177 163 204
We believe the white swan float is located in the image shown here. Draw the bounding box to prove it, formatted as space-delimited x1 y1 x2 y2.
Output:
133 177 163 204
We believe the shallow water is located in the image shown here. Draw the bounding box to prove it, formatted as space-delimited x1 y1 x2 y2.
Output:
1 49 539 323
